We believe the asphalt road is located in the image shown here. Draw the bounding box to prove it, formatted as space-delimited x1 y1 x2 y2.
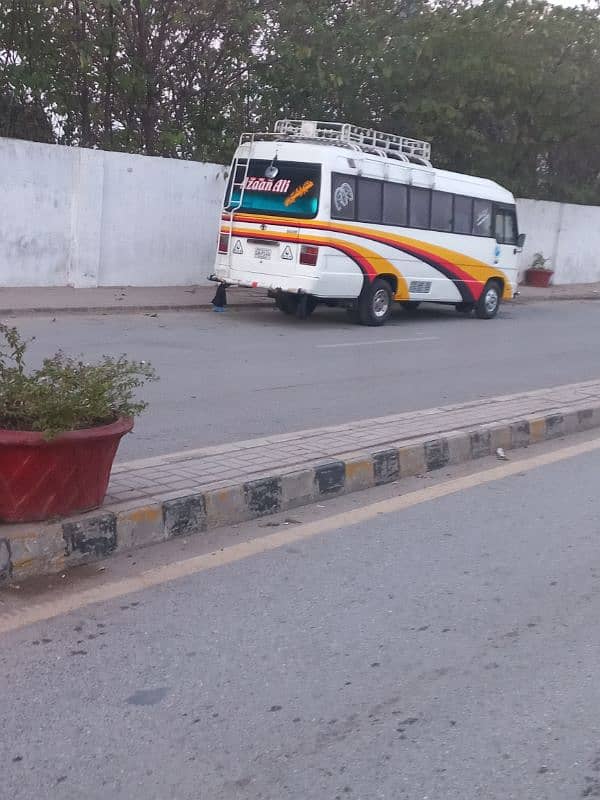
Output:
10 298 600 460
3 437 600 799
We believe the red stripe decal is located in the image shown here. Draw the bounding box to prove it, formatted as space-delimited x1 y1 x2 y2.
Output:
235 228 378 281
229 213 485 299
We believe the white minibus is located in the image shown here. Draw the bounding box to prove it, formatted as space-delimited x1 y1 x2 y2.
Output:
211 120 524 325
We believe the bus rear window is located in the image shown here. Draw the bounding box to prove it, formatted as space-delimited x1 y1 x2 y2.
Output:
226 160 320 219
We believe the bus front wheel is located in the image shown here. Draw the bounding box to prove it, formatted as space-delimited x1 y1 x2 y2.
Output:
475 281 502 319
358 278 393 326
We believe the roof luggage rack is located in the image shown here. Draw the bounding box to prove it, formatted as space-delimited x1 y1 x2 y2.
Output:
269 119 432 166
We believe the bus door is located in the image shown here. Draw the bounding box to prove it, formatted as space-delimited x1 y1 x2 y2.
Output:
493 204 520 274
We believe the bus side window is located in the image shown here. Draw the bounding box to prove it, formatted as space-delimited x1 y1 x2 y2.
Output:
453 195 473 234
431 191 453 232
357 178 383 223
494 208 517 245
331 173 357 220
409 187 431 229
504 210 517 245
383 182 408 226
494 209 505 243
473 199 492 237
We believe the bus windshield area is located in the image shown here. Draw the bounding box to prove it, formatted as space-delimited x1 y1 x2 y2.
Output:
226 160 321 219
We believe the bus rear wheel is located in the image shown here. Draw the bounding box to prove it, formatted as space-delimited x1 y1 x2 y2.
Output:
295 295 318 319
475 281 502 319
275 292 318 319
358 278 393 326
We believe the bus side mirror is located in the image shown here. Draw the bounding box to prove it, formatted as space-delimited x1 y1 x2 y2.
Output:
517 233 526 249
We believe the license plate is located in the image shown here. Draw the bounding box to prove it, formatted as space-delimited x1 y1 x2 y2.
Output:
254 247 272 261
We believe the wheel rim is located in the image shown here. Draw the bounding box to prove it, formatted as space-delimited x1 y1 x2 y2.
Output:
372 288 390 318
484 287 499 314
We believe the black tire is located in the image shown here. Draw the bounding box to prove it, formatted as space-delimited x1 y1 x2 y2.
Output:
400 301 421 312
295 295 318 320
357 278 393 326
456 302 475 315
475 281 502 319
275 292 299 315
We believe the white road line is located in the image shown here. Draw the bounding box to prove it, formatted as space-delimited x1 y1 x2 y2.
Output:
316 336 439 349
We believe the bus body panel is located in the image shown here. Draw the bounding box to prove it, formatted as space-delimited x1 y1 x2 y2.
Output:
217 216 516 302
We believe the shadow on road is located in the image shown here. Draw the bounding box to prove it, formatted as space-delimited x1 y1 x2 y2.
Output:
239 301 515 329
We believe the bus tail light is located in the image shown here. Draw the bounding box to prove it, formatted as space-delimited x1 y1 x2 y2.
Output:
218 233 229 254
300 245 319 266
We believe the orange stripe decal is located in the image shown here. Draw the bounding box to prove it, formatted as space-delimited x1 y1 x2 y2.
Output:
225 212 509 302
227 226 410 299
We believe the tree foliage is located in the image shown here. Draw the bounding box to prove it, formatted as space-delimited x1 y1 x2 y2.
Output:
1 0 600 201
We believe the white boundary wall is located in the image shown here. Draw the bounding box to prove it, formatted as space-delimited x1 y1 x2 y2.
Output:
0 137 227 287
516 198 600 284
1 137 599 286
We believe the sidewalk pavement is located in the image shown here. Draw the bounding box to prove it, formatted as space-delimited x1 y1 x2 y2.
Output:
516 282 600 302
0 285 269 315
1 281 599 315
4 379 600 584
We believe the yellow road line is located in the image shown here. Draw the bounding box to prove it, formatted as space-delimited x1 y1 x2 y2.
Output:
3 434 600 635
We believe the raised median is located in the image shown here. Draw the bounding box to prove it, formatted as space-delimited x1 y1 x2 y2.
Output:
3 379 600 584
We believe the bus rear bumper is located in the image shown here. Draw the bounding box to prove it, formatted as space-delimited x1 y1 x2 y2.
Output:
207 271 358 300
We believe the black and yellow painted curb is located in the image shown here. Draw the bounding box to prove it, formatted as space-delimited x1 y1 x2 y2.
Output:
2 405 600 584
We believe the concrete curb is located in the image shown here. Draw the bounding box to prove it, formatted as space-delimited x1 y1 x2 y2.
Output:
3 402 600 585
515 291 600 303
0 301 272 317
3 290 598 315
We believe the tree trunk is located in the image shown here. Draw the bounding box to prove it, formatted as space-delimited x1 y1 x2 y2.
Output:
72 1 91 147
102 4 116 149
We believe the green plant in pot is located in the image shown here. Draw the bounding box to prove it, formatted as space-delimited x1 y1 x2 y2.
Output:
0 323 157 523
525 252 554 288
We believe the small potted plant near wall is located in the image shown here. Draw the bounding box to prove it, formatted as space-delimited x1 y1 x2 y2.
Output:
525 252 554 288
0 323 156 523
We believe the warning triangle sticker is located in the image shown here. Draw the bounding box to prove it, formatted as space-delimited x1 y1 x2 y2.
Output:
281 245 294 260
233 240 243 254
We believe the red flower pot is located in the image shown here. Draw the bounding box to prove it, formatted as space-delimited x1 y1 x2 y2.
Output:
525 268 554 288
0 417 133 523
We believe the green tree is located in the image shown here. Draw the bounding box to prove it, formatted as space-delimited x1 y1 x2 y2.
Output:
0 0 57 142
258 0 600 202
381 0 600 201
258 0 423 127
2 0 600 201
